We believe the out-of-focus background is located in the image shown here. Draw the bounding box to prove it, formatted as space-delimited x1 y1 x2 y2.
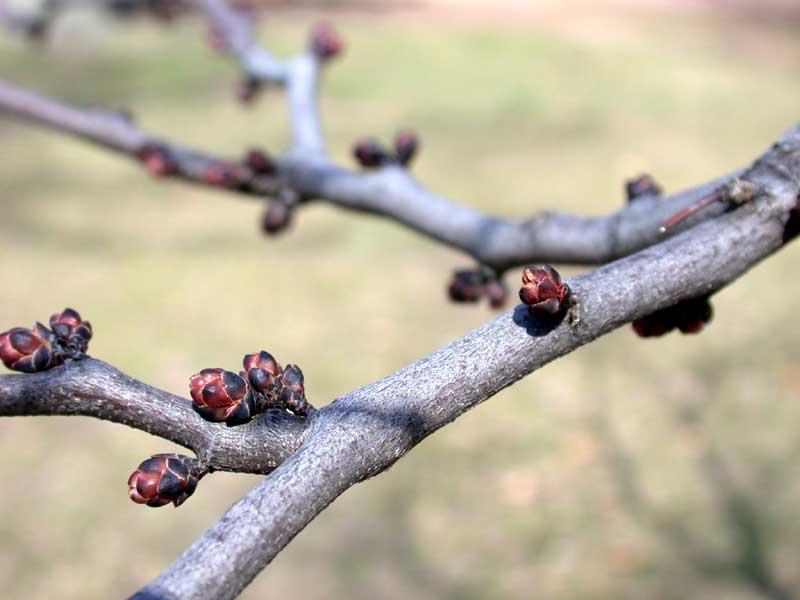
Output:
2 0 800 598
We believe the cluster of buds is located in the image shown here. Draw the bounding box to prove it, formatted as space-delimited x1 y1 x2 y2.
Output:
310 22 344 61
353 130 420 169
448 268 508 309
0 308 92 373
136 143 178 177
625 173 662 203
519 265 571 319
128 453 205 508
632 296 713 338
190 350 313 426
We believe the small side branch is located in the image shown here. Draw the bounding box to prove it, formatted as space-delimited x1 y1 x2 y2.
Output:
0 357 308 473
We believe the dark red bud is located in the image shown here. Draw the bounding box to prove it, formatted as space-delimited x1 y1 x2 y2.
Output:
261 202 293 235
353 139 388 169
394 130 419 167
49 308 92 354
310 22 343 61
244 149 275 175
448 270 484 303
519 265 570 317
189 368 255 426
0 324 55 373
625 174 662 203
632 296 713 338
128 454 203 508
237 77 263 105
136 144 177 177
485 280 508 310
280 364 313 417
243 350 282 394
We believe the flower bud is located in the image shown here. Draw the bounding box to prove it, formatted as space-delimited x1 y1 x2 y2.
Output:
632 296 713 338
353 139 389 169
447 270 485 303
310 22 343 61
484 280 508 310
189 368 257 426
243 350 282 395
128 454 203 508
280 364 313 417
49 308 92 354
237 76 263 105
0 323 55 373
394 130 419 167
136 143 177 177
244 148 275 176
261 201 293 235
519 265 570 317
625 174 662 203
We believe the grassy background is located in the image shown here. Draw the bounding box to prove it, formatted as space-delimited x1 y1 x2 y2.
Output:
1 1 800 598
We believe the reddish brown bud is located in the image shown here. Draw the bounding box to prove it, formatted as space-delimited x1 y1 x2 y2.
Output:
243 350 282 395
244 148 275 175
49 308 92 354
189 368 256 426
128 454 204 508
310 22 343 61
280 364 313 417
485 280 508 310
625 174 662 203
0 323 55 373
632 296 713 338
353 139 388 169
136 143 177 177
448 270 485 303
261 201 293 235
394 130 419 167
237 77 263 105
519 265 570 317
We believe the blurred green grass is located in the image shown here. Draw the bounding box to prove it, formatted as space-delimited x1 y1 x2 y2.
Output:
2 3 800 599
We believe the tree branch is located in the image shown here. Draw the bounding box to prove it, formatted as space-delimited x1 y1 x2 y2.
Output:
131 126 800 599
0 77 741 272
0 357 308 474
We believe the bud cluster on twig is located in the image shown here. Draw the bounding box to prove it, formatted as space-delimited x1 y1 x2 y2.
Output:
448 268 508 309
128 453 206 508
190 350 313 427
632 296 713 337
353 130 420 170
0 308 92 373
519 265 571 319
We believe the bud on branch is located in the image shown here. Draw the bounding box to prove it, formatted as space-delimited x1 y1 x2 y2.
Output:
0 308 92 373
519 265 570 318
632 296 713 338
190 350 314 426
128 454 207 508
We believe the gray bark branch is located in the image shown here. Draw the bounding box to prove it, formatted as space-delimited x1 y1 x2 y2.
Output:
0 78 740 272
